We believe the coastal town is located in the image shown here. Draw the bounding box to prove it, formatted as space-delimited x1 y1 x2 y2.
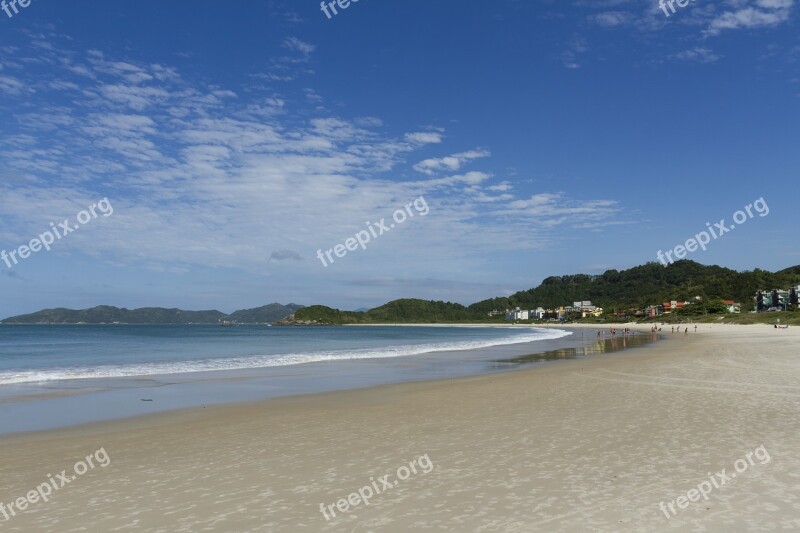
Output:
500 285 800 322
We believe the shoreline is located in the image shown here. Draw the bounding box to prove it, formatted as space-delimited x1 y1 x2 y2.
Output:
1 324 798 531
3 322 765 437
0 328 663 444
1 325 661 444
0 325 582 435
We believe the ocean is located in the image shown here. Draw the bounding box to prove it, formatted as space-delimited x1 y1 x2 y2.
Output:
0 324 585 434
0 324 570 385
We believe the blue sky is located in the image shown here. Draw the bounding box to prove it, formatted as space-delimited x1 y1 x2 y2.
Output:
0 0 798 317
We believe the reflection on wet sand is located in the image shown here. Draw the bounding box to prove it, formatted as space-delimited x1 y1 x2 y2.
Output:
494 330 660 366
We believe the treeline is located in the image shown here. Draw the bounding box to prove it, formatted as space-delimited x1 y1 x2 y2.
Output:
294 261 800 324
468 261 800 315
294 300 485 324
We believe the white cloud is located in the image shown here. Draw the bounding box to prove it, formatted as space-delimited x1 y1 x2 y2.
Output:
0 75 26 95
413 149 490 175
594 11 633 27
405 131 444 144
672 47 721 63
0 35 625 283
706 2 794 35
282 37 315 61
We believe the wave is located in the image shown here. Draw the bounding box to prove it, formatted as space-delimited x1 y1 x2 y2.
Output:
0 328 572 385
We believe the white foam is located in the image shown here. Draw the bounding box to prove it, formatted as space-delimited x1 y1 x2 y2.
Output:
0 328 571 385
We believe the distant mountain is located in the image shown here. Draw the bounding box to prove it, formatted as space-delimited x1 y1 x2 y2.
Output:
228 303 305 323
1 303 304 324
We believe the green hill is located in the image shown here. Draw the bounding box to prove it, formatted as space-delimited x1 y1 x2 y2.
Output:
291 299 484 324
288 261 800 325
468 261 800 315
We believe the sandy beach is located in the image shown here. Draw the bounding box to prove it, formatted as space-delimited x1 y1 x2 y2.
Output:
1 323 799 532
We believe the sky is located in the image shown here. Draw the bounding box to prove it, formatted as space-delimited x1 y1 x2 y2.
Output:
0 0 798 318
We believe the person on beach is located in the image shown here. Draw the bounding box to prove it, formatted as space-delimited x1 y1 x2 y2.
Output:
685 327 688 335
694 325 697 332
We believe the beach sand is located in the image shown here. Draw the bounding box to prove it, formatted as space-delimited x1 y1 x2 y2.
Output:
1 323 799 531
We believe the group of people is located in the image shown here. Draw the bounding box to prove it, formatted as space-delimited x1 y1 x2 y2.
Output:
595 325 701 337
597 327 633 338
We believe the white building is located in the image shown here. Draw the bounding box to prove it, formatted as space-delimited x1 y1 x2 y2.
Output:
505 308 529 321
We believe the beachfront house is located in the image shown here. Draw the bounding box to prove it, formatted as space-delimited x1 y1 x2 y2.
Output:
723 300 741 314
561 301 603 319
505 308 529 321
585 306 604 318
576 301 603 318
645 304 667 317
662 301 687 314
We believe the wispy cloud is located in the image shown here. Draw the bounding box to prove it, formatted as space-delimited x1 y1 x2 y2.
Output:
282 36 315 60
405 131 444 144
672 47 721 63
413 149 490 175
0 31 626 282
561 36 589 69
706 0 795 36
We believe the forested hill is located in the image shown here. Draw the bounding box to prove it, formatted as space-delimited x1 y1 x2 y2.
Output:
289 261 800 324
287 300 479 325
468 261 800 314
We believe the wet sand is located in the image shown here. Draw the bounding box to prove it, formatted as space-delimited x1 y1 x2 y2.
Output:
1 323 799 531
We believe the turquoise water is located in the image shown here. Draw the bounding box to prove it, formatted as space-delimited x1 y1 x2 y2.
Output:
0 324 591 434
0 324 570 385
